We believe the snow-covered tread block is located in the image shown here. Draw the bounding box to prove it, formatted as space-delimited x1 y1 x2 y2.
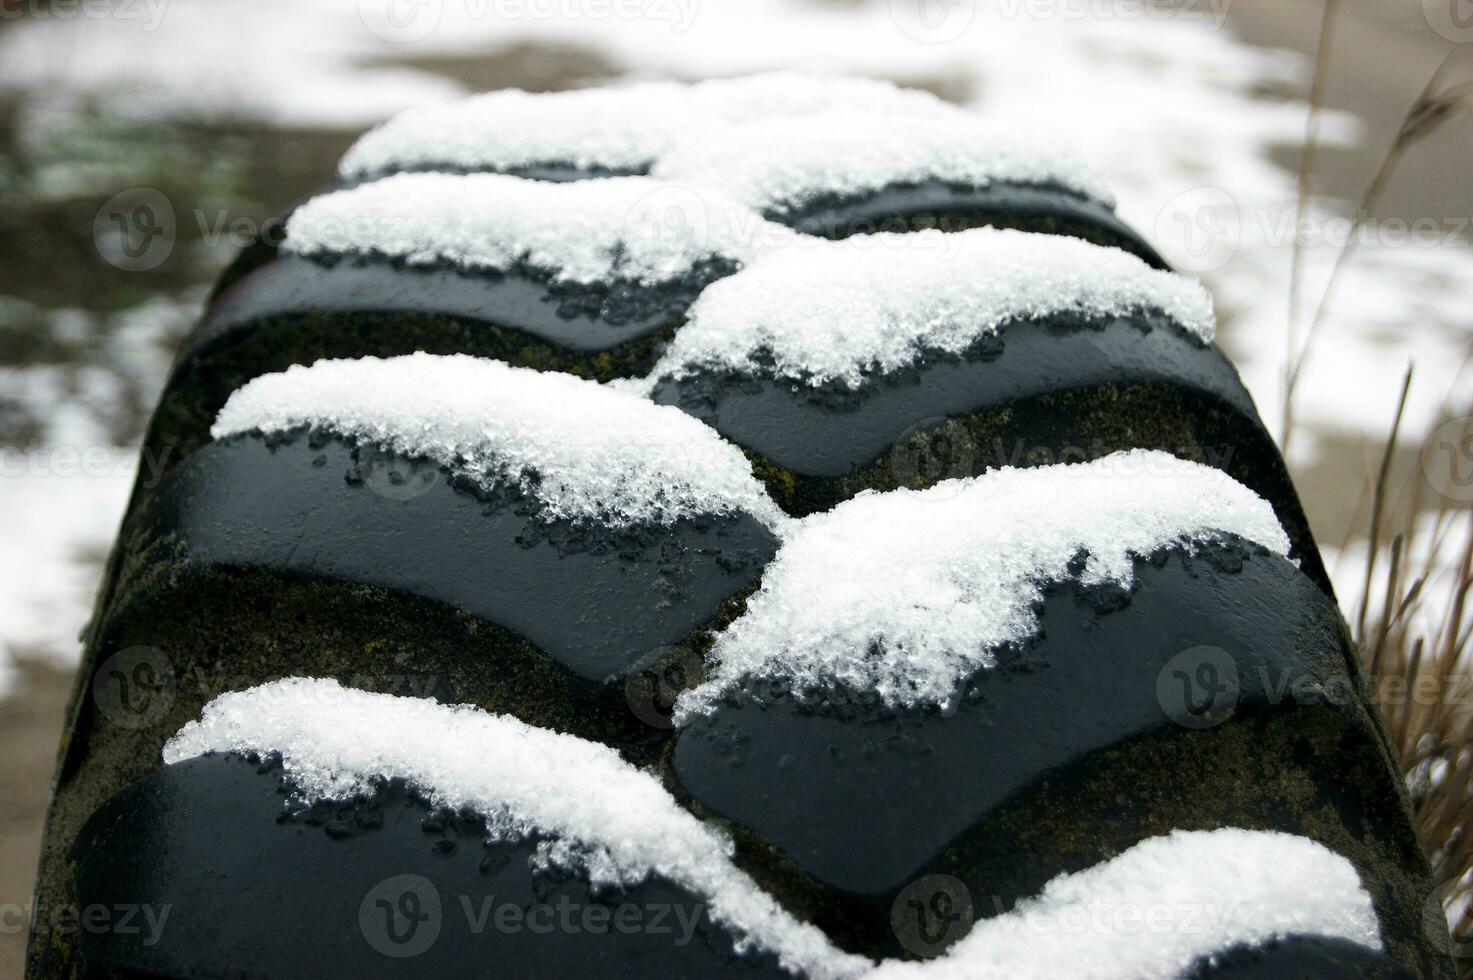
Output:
69 679 1390 979
652 111 1112 215
112 353 780 688
147 173 782 481
644 228 1328 592
50 356 779 892
650 111 1157 263
668 455 1443 972
336 72 1156 260
336 72 1159 263
339 72 963 183
203 74 981 301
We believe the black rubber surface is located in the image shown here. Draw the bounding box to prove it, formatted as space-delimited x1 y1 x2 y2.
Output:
777 179 1165 267
72 753 787 979
670 540 1434 969
26 121 1454 979
123 429 777 684
198 254 725 364
654 314 1248 478
653 311 1331 597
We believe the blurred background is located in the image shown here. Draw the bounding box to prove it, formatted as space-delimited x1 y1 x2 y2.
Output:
1 0 1471 973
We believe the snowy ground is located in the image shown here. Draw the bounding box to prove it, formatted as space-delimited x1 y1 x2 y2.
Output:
0 0 1470 966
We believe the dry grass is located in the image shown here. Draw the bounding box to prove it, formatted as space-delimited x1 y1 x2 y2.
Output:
1281 8 1473 968
1283 44 1473 449
1349 384 1473 967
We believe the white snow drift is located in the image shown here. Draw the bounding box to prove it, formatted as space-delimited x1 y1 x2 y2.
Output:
337 72 964 180
282 172 787 285
653 111 1113 214
211 353 783 530
648 227 1214 392
677 451 1287 718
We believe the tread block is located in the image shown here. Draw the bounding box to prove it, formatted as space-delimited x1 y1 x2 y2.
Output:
151 171 755 474
647 228 1328 593
128 430 775 684
670 542 1438 972
70 753 788 979
759 180 1163 266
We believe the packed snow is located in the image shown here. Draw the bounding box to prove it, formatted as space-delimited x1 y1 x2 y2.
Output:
282 172 787 285
339 72 961 179
678 451 1288 718
652 111 1113 215
648 229 1214 391
211 354 783 530
166 681 1380 980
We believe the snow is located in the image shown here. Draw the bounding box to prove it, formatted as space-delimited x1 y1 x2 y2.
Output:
648 229 1214 391
339 72 958 179
677 451 1288 719
337 73 1110 216
870 828 1380 980
166 681 1379 980
283 172 786 285
163 677 868 980
686 72 955 124
339 80 686 178
0 293 196 697
0 1 461 128
211 353 783 530
652 111 1113 215
0 456 135 697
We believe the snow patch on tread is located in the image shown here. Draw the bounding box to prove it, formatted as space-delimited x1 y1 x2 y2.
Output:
870 829 1380 980
163 677 865 980
165 682 1379 980
652 111 1114 214
647 228 1214 391
677 451 1287 718
337 72 962 180
281 172 787 286
211 353 784 531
